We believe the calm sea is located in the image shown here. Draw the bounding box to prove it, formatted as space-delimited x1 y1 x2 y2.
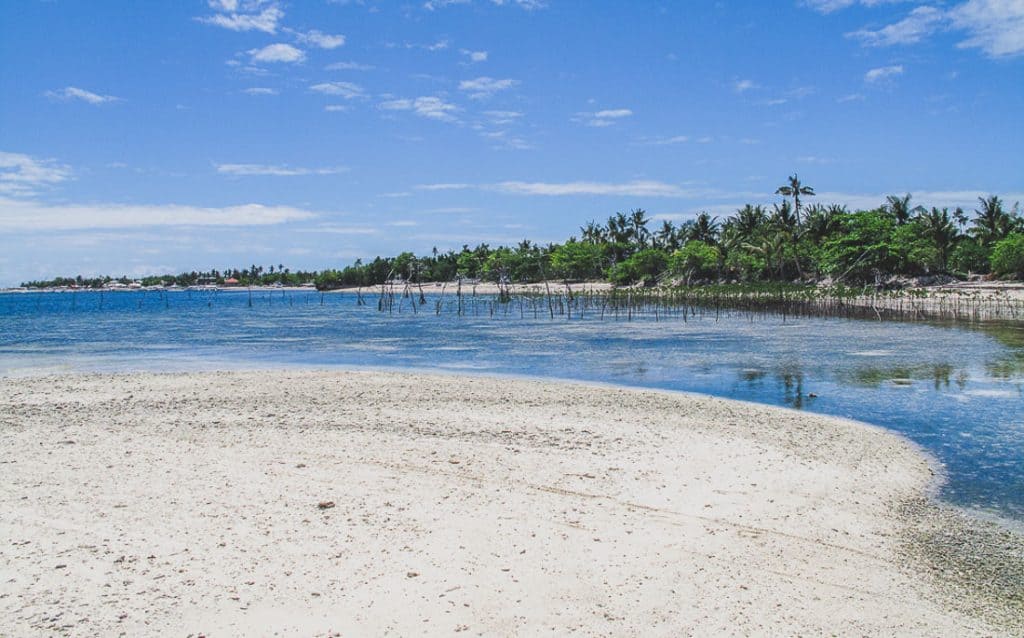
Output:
2 289 1022 524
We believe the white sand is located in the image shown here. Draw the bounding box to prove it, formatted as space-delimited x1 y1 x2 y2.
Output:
0 370 1006 636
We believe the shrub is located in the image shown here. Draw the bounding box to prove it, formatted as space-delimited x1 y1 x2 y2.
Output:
669 241 720 282
990 233 1024 278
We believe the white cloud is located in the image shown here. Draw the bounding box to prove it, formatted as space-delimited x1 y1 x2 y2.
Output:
243 87 279 95
575 108 633 127
46 86 120 105
215 163 348 176
417 180 687 197
0 152 72 196
310 81 365 98
847 6 946 46
643 135 690 145
821 0 1024 58
950 0 1024 56
249 43 305 64
865 64 904 82
425 0 545 8
324 105 350 112
424 0 470 9
837 93 866 102
416 183 473 191
497 180 684 197
734 79 758 93
461 49 488 62
0 198 315 232
325 61 375 71
483 110 523 124
803 0 903 14
458 76 518 98
198 4 283 34
593 109 633 119
380 96 460 121
296 30 346 49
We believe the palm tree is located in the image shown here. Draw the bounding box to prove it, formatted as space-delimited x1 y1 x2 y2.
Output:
775 174 815 224
687 212 720 244
580 221 605 245
884 194 913 226
918 207 959 270
770 200 798 233
629 209 651 248
730 204 767 241
655 220 679 251
970 195 1013 245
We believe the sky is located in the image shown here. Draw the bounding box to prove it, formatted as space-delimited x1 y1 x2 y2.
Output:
1 0 1022 285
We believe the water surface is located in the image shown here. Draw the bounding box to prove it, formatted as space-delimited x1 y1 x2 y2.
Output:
2 289 1022 523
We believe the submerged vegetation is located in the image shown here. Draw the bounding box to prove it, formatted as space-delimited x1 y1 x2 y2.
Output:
20 179 1024 292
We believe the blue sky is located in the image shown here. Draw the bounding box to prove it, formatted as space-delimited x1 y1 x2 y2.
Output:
1 0 1022 285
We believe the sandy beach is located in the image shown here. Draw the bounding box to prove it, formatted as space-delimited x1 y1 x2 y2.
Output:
1 370 1020 636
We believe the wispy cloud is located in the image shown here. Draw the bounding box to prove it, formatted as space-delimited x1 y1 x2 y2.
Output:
865 64 904 82
640 135 690 145
294 29 346 49
325 61 375 71
821 0 1024 58
249 43 305 64
0 151 72 196
461 49 488 62
380 96 460 121
950 0 1024 57
734 79 758 93
574 108 633 127
458 76 519 98
417 179 687 197
424 0 545 9
802 0 902 15
847 6 945 46
310 81 366 98
243 87 279 95
215 163 348 176
0 198 315 231
482 110 523 124
46 86 120 105
198 2 283 34
837 93 866 102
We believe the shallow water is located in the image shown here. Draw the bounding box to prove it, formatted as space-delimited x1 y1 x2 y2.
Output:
2 289 1022 522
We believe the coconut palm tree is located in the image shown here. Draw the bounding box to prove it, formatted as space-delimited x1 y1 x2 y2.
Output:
775 174 815 224
687 212 720 244
655 220 680 251
729 204 768 241
629 209 651 248
970 195 1013 245
770 200 798 233
884 194 913 226
918 207 959 270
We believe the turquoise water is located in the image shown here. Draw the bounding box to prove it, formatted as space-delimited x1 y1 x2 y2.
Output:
2 289 1022 523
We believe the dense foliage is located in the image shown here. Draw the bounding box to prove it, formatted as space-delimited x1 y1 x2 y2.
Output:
21 180 1023 290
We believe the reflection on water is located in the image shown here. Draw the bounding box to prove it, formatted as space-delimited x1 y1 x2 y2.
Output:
1 289 1022 522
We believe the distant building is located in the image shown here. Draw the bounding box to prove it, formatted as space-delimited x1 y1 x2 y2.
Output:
223 277 241 286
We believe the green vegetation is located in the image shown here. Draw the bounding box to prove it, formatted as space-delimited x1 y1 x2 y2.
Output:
20 180 1023 291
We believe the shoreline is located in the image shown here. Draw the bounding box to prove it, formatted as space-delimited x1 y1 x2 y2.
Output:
2 369 1020 635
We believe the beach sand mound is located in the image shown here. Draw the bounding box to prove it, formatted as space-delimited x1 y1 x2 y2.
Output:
0 370 1016 636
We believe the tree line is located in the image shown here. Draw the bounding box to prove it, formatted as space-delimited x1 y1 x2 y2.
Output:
21 176 1024 290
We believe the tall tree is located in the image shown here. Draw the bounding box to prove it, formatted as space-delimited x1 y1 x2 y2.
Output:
775 174 815 223
970 195 1014 245
629 208 651 248
884 194 913 226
